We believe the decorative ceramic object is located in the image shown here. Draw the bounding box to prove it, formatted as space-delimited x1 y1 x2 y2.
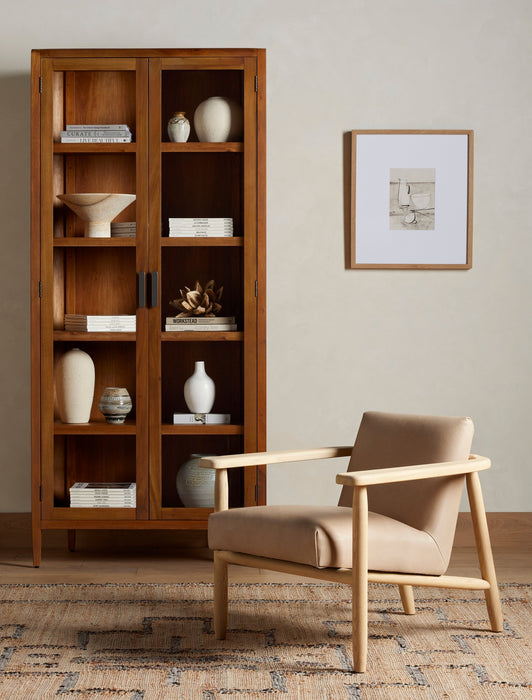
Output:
170 280 223 317
55 348 95 423
57 193 136 238
184 361 215 414
98 387 133 424
176 453 216 507
194 96 243 142
167 111 191 142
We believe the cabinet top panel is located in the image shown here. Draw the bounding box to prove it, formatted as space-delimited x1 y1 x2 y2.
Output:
32 48 265 58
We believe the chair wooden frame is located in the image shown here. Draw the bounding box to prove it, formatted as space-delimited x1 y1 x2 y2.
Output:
200 448 503 673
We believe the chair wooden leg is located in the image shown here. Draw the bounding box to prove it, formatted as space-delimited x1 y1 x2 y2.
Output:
466 471 504 632
399 585 416 615
352 486 368 673
214 551 228 639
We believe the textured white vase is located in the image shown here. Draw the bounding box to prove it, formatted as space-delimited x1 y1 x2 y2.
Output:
176 454 216 507
193 96 243 142
184 361 215 413
55 348 95 423
167 111 191 143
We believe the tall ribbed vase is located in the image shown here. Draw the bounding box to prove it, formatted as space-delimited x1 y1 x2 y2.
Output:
55 348 95 423
184 361 215 414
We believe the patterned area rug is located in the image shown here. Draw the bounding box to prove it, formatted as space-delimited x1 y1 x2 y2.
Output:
0 582 530 699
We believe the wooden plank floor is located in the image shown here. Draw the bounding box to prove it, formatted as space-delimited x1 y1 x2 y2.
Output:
0 522 530 584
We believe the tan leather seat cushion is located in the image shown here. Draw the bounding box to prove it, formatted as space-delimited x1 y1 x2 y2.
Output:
209 505 447 576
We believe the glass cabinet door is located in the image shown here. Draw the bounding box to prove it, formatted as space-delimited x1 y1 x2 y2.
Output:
147 56 260 520
39 57 149 521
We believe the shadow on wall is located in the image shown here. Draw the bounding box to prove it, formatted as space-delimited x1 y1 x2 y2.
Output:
0 72 32 510
342 131 352 269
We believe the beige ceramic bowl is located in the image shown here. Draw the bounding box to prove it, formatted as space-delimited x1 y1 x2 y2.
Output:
58 193 136 237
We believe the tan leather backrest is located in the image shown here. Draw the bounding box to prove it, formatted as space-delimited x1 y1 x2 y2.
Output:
338 412 474 569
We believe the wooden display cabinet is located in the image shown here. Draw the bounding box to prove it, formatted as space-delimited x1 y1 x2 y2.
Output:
31 49 266 565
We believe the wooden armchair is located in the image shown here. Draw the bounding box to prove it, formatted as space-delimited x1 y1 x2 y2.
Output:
200 412 503 672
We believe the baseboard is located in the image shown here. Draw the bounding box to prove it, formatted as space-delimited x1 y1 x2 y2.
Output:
1 512 530 550
0 513 208 551
454 512 532 548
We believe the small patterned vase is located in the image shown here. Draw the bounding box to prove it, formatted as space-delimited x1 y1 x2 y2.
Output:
98 387 133 424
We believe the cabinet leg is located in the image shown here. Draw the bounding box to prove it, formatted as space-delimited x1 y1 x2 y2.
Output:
32 527 42 568
68 530 76 552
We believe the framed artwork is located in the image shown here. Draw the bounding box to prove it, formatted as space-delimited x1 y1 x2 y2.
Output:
349 130 473 269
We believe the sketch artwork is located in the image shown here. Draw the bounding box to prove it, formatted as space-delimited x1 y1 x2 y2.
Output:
389 168 435 231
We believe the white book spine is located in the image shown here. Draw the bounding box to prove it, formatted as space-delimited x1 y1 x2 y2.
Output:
164 324 237 332
66 124 130 130
165 316 235 325
168 232 233 238
61 130 131 138
60 137 132 143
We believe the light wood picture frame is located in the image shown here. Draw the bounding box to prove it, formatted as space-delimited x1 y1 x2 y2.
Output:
349 130 473 269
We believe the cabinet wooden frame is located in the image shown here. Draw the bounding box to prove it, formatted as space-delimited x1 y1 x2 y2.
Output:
31 49 266 566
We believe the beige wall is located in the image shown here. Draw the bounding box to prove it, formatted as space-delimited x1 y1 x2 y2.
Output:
0 0 530 512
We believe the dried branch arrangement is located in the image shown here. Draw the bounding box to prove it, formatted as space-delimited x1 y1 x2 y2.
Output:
170 280 224 317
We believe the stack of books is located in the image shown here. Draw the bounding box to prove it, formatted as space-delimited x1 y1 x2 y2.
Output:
173 413 231 425
64 314 136 332
70 482 136 508
165 316 237 332
168 217 233 237
111 222 136 238
60 124 133 143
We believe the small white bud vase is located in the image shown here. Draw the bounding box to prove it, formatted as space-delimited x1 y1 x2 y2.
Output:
176 454 216 507
184 361 215 414
98 387 133 424
167 111 190 143
193 96 243 142
55 348 95 423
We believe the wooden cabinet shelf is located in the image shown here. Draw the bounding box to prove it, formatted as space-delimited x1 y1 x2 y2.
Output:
54 420 137 435
161 424 244 435
53 331 137 342
161 237 243 247
31 48 266 566
53 238 137 247
161 142 243 153
161 331 244 341
54 143 137 154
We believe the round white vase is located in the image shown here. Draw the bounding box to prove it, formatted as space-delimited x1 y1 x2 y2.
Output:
193 96 243 142
184 361 215 413
176 453 216 507
167 111 190 143
55 348 95 423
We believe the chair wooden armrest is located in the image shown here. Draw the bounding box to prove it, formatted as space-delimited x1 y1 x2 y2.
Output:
199 446 353 470
199 447 352 512
336 454 490 488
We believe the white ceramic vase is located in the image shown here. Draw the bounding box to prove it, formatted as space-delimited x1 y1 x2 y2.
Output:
98 387 133 424
176 453 216 507
55 348 95 423
184 361 215 414
193 96 243 142
167 111 190 143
